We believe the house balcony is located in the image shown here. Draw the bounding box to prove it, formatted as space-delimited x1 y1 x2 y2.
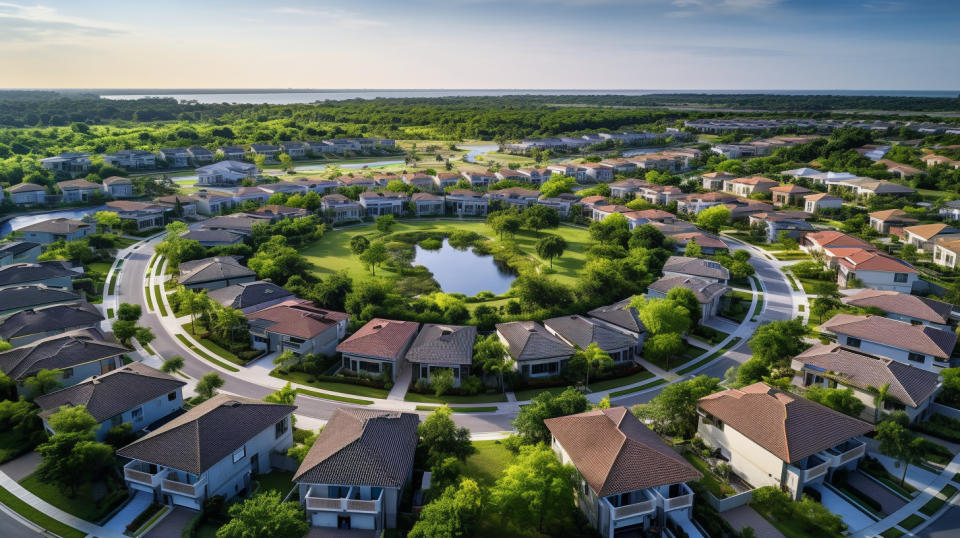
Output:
123 460 162 488
654 482 695 512
819 438 866 468
603 489 657 524
305 486 383 514
787 454 829 484
161 470 207 498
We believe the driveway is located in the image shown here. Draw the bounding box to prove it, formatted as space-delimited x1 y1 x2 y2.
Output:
0 452 40 482
144 507 198 538
103 491 152 534
813 484 876 532
721 504 785 538
847 471 907 514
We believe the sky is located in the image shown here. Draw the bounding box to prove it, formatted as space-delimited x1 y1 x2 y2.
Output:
0 0 958 90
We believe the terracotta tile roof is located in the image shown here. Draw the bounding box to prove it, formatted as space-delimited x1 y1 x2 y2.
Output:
700 172 735 180
868 209 917 223
805 231 874 250
794 344 941 408
819 314 956 359
336 318 420 360
804 193 841 202
730 176 777 186
904 223 958 241
835 249 918 274
404 324 476 365
770 184 812 193
293 409 418 487
545 407 701 497
247 299 349 340
579 195 608 204
698 382 873 463
842 289 952 324
630 209 675 220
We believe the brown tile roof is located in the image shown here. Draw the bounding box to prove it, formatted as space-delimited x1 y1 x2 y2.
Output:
293 409 419 487
868 209 917 223
700 172 736 180
794 344 941 408
663 256 730 280
247 299 349 339
101 176 131 185
730 176 777 186
57 178 100 190
630 209 676 220
6 182 45 193
805 230 874 250
579 195 608 205
819 314 956 359
670 232 729 250
336 318 420 360
545 407 701 497
648 276 729 304
842 289 952 324
770 184 812 194
698 383 873 463
411 192 442 202
588 298 645 335
904 223 958 241
804 193 841 202
835 249 918 274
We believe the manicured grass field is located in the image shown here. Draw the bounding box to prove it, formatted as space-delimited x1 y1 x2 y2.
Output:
154 285 166 316
19 473 123 523
677 337 742 375
144 286 153 310
462 440 516 488
609 378 667 398
254 471 295 497
181 322 252 366
270 370 390 399
920 484 958 516
415 405 498 413
404 390 507 404
174 333 240 372
0 484 85 538
301 220 593 287
294 387 373 405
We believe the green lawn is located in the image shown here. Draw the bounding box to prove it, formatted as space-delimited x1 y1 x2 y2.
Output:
879 528 905 538
462 440 516 488
683 452 735 498
609 378 667 398
415 405 498 413
255 471 295 497
181 322 252 366
920 484 958 516
174 333 240 372
154 285 166 316
270 369 390 399
899 514 925 530
403 391 507 404
0 484 85 538
677 337 742 375
644 342 703 372
19 473 125 523
301 220 593 287
294 387 373 405
144 286 153 310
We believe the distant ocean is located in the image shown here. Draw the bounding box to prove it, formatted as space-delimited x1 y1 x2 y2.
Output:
98 89 958 105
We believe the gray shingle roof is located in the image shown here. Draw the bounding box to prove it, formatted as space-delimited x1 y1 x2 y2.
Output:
0 285 80 312
495 321 574 362
0 242 40 257
0 262 78 287
179 256 256 286
293 409 419 487
648 275 730 304
0 329 128 380
588 298 646 335
404 324 477 365
662 256 730 281
179 230 244 244
0 302 103 340
18 218 91 234
117 394 295 475
207 281 293 310
544 315 636 352
35 362 185 423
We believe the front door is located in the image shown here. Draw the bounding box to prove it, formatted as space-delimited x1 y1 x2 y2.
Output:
338 516 351 529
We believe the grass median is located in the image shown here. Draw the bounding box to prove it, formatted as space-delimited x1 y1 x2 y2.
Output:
609 378 667 398
174 333 240 372
144 286 153 310
677 337 743 375
404 391 508 404
153 286 167 316
0 484 85 538
270 370 390 399
294 387 373 405
414 405 498 413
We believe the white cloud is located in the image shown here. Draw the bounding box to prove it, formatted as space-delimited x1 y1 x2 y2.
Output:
0 2 123 44
270 6 385 28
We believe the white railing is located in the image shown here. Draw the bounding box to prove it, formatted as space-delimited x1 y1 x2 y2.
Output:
662 492 694 511
161 474 207 497
820 440 866 467
793 459 830 482
123 461 160 486
611 498 656 519
305 487 382 514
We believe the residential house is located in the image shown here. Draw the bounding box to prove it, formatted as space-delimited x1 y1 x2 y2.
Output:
647 276 729 320
247 299 349 357
337 319 419 382
486 187 540 208
247 205 308 222
769 184 812 207
835 249 918 292
118 395 296 509
0 329 128 396
722 177 778 197
544 315 636 364
57 179 101 203
669 233 729 256
577 163 613 183
878 159 922 179
432 172 461 189
700 171 735 191
178 256 257 290
180 229 244 247
495 169 527 182
289 177 340 195
933 236 960 269
803 230 874 255
101 176 133 198
842 289 952 331
496 321 575 378
546 164 578 177
516 167 551 184
39 153 91 177
578 196 608 212
248 144 280 161
207 281 294 314
697 382 873 500
19 218 93 244
750 212 815 243
323 139 361 154
229 187 269 206
0 242 41 266
829 177 916 197
546 407 702 538
0 302 103 347
216 146 246 161
293 409 418 532
404 324 476 387
662 256 730 284
103 150 156 170
537 196 577 217
460 171 493 188
338 176 377 190
153 195 198 218
280 142 308 159
592 205 631 223
648 220 699 237
445 190 488 217
199 214 270 236
921 154 960 169
359 192 407 217
197 161 259 186
609 179 647 199
35 362 185 441
803 193 842 214
819 314 956 372
410 193 444 216
903 223 960 252
636 185 683 206
402 173 435 191
188 146 215 164
724 200 774 220
189 190 235 216
587 299 646 354
5 183 47 206
321 194 362 223
0 262 79 290
938 200 960 221
791 344 942 424
305 141 328 156
158 148 191 168
675 192 738 215
257 182 305 197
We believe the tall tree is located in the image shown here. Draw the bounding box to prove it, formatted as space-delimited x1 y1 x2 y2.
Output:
634 375 721 438
535 234 567 268
418 405 474 465
631 296 691 335
490 445 576 534
577 342 613 387
215 491 308 538
408 479 483 538
696 205 731 234
875 416 925 486
196 372 224 400
512 388 589 445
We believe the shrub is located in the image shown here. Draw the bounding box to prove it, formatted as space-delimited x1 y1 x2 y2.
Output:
419 238 442 250
460 376 484 396
415 378 432 392
125 503 163 533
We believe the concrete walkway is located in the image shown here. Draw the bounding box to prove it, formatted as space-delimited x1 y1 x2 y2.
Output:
103 490 152 534
721 504 785 538
848 470 907 514
388 359 412 401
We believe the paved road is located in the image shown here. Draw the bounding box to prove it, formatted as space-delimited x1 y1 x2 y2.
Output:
0 510 42 537
918 505 960 537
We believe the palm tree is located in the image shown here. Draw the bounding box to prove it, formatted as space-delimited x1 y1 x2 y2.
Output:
872 383 892 424
214 307 246 345
580 343 613 388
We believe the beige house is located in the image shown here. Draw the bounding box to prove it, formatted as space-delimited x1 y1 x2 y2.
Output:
769 183 812 207
803 193 842 213
697 383 873 500
699 171 735 191
933 236 960 269
868 209 918 234
722 176 778 197
903 223 960 252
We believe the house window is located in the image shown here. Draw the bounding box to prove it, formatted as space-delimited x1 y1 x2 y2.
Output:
233 446 246 463
908 353 926 363
275 417 289 439
131 407 143 423
111 415 122 427
846 337 861 348
894 273 908 283
531 362 559 375
167 392 177 401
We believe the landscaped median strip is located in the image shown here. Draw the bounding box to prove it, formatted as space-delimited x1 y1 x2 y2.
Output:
414 405 499 413
294 388 373 405
0 484 85 538
174 334 240 372
144 286 153 310
608 378 667 398
153 285 167 316
676 337 743 375
919 484 958 516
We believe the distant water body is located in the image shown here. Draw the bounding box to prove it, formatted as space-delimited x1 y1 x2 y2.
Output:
100 89 958 105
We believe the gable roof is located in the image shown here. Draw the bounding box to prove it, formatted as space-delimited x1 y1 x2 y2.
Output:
805 230 874 250
904 223 959 241
293 409 419 487
587 298 645 335
544 315 637 351
179 230 244 244
545 407 701 497
698 382 873 463
0 262 77 288
0 285 80 312
179 257 255 285
18 218 91 234
804 193 841 202
206 280 293 310
648 276 729 304
247 299 349 340
819 314 956 359
841 289 952 325
0 329 127 380
0 241 40 257
770 184 812 194
794 344 941 408
336 318 420 360
868 209 917 223
496 321 574 361
662 256 730 280
404 324 476 366
35 362 185 423
6 183 45 193
117 394 295 475
56 179 100 190
835 249 918 274
0 302 103 340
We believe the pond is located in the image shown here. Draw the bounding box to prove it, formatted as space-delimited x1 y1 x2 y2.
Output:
0 206 105 238
461 144 499 163
414 239 515 296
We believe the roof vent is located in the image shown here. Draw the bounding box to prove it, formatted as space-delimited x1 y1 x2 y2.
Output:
373 324 383 330
441 330 452 336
